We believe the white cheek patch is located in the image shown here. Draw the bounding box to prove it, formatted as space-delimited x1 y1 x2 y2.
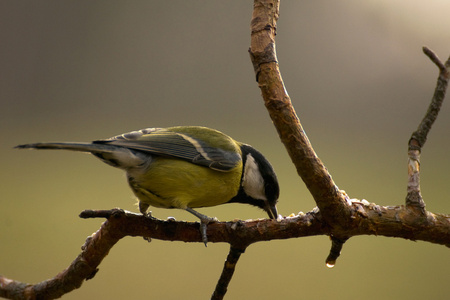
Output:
242 153 267 200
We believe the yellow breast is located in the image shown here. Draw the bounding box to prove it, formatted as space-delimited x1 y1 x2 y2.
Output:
127 157 242 209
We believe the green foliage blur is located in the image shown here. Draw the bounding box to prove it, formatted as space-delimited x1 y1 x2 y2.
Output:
1 1 449 299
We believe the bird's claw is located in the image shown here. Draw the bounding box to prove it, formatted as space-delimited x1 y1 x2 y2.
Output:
200 217 218 247
142 211 157 219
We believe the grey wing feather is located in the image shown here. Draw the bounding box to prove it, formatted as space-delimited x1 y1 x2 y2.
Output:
94 128 240 171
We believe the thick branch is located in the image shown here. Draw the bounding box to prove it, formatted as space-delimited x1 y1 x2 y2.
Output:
249 0 349 227
1 205 449 299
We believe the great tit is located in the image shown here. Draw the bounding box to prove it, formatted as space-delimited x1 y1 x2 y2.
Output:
16 126 279 244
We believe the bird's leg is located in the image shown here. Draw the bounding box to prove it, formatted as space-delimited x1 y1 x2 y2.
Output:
185 207 219 246
138 201 155 242
139 201 153 218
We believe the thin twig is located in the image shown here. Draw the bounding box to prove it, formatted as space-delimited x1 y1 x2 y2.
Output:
211 246 246 300
423 46 449 73
406 48 450 209
409 47 449 149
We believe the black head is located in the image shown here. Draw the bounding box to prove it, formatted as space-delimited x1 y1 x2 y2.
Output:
228 144 279 219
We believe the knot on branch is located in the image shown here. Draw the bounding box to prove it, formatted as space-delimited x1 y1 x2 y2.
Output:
249 43 278 82
408 136 424 151
405 191 426 211
250 23 276 35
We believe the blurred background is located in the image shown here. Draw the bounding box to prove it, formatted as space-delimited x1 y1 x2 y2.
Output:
1 1 449 299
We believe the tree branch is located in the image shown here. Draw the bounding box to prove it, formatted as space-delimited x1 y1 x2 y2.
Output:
0 210 124 300
211 246 246 300
248 0 450 259
325 236 348 268
1 203 449 299
407 47 450 210
249 0 350 228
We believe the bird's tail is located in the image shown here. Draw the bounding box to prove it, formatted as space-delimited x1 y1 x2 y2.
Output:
15 142 118 154
15 142 147 169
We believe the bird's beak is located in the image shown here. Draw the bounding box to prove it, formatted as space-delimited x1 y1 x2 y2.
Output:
265 202 278 219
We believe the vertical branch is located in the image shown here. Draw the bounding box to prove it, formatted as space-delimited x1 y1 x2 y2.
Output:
249 0 349 224
407 47 450 210
211 247 246 300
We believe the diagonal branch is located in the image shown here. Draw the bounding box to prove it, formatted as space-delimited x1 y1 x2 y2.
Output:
0 209 125 300
249 0 349 228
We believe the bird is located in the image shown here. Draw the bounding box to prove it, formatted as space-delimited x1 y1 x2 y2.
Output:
16 126 279 245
